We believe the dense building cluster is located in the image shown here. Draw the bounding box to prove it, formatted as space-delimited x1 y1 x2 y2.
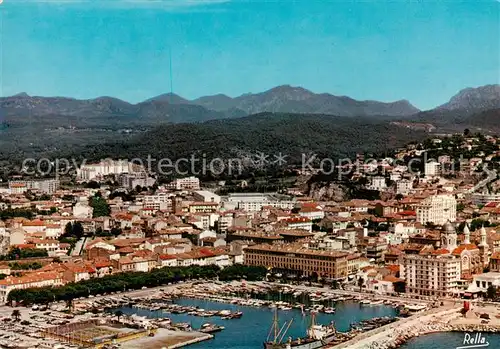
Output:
1 133 500 303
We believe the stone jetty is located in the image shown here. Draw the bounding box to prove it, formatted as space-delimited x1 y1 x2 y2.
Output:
329 303 500 349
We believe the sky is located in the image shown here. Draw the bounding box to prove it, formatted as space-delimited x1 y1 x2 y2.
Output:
0 0 498 110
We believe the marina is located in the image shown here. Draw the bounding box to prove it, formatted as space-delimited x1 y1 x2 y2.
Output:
0 281 483 349
114 295 399 348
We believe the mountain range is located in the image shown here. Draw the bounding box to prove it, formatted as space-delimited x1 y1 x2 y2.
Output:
2 84 497 126
149 85 421 117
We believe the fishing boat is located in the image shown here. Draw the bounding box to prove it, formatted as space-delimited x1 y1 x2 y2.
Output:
322 307 335 314
263 310 337 349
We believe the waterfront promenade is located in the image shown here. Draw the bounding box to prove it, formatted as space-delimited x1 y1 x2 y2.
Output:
256 282 433 305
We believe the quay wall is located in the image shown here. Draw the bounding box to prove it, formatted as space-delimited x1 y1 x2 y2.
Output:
166 333 214 349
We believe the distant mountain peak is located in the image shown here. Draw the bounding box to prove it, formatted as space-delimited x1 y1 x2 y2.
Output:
263 85 315 99
436 84 500 112
143 92 190 105
13 92 30 98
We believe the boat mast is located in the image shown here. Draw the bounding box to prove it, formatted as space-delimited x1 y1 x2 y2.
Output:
278 318 294 343
266 308 280 343
274 308 278 343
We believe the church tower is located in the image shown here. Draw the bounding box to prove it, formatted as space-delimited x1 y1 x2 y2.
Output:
478 225 489 268
463 223 470 244
441 221 457 252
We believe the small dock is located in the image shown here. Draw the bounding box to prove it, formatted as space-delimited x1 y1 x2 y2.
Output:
120 328 213 349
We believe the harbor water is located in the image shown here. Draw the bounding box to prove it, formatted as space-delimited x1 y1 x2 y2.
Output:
400 331 500 349
118 298 398 349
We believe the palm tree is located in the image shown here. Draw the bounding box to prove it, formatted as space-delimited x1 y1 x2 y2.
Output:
11 309 21 322
115 310 124 323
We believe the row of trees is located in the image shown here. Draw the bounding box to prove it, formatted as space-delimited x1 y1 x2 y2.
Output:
0 208 35 220
0 247 48 261
7 264 267 305
8 261 42 270
0 207 58 220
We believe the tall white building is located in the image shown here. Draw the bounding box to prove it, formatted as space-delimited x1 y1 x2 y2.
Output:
77 159 132 181
401 252 461 297
416 194 457 225
424 161 441 177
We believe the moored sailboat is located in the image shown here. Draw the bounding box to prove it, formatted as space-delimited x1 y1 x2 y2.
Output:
263 310 337 349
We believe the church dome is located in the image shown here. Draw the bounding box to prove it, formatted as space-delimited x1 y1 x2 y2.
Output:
442 221 455 234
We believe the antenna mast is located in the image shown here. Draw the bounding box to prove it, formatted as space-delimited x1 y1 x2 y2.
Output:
169 47 173 103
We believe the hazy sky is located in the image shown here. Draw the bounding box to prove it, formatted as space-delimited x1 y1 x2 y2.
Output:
0 0 498 110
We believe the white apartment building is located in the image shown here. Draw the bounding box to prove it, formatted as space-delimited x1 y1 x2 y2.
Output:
223 193 295 212
9 179 60 194
424 161 441 177
396 179 413 196
466 272 500 293
118 173 156 190
217 213 234 233
193 190 221 203
143 193 174 211
401 253 461 297
387 222 417 245
416 194 457 225
369 176 387 191
77 159 132 181
165 176 200 190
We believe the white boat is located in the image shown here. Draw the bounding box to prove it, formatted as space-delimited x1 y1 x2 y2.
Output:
323 308 335 314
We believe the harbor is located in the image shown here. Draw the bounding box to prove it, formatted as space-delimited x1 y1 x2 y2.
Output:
2 281 499 348
114 296 399 349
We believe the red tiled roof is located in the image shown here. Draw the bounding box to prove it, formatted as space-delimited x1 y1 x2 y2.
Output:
383 275 404 283
159 254 177 260
432 248 450 255
452 244 478 255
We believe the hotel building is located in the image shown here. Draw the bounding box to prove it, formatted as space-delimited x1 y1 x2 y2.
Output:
401 253 461 297
244 244 349 280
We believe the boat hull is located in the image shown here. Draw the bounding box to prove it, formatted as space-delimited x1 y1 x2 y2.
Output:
263 333 336 349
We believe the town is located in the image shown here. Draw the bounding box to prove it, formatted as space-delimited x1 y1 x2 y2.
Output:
0 132 499 348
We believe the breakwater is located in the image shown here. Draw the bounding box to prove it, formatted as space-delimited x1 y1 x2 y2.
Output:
329 306 500 349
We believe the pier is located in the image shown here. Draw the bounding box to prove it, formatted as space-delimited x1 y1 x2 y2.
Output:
120 328 213 349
